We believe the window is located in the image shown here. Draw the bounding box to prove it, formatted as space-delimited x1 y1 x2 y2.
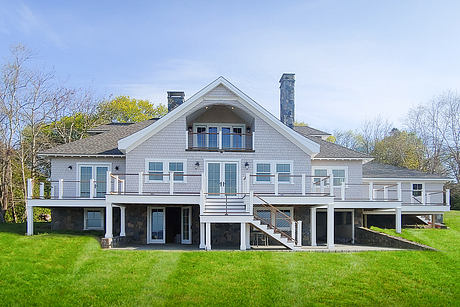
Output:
169 162 184 182
80 166 92 197
412 183 423 197
256 163 271 182
197 127 206 148
332 169 345 186
84 209 104 230
232 127 243 149
314 169 328 186
208 127 218 148
255 207 293 232
148 162 163 181
276 163 291 183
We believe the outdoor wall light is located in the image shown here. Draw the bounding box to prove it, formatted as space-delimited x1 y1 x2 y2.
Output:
195 161 200 169
244 162 250 169
115 166 119 171
68 166 72 170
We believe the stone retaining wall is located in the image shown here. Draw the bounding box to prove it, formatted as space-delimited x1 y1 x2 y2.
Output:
355 227 436 251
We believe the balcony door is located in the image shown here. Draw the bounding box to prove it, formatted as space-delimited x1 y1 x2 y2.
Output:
206 161 239 197
193 124 245 149
78 164 110 198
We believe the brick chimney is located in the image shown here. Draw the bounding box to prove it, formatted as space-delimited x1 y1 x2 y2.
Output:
279 73 295 129
167 91 185 112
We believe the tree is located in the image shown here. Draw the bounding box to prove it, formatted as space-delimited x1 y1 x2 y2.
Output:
97 96 167 123
372 129 426 170
333 129 362 151
294 121 308 127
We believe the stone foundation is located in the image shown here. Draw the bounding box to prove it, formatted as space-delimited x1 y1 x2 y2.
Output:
101 235 131 248
355 227 436 250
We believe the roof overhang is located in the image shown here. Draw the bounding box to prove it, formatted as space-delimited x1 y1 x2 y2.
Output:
118 77 320 155
38 153 125 158
312 157 374 164
362 177 452 182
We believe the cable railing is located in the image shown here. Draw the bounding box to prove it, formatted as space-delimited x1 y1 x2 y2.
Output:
244 174 332 196
186 131 254 151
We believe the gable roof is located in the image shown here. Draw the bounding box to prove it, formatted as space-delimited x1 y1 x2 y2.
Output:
294 127 372 161
294 125 330 137
363 162 451 180
39 120 156 157
118 76 321 155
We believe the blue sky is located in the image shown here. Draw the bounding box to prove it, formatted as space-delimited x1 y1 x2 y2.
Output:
1 0 459 131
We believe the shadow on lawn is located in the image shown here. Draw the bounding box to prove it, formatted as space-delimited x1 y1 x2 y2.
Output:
0 222 103 237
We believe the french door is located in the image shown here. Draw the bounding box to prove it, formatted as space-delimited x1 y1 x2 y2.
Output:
181 207 192 244
207 161 238 197
79 164 110 198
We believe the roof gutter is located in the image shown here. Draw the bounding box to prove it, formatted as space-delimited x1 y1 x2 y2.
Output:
38 153 125 158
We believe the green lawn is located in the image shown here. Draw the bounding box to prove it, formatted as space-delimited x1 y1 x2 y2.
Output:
0 213 459 306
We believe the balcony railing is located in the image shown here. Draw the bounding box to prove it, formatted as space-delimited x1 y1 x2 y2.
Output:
186 131 254 151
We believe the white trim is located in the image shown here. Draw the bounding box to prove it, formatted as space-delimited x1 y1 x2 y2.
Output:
39 154 125 158
253 160 294 184
144 159 187 183
192 123 246 149
118 77 320 155
147 206 166 244
76 162 112 198
83 208 104 230
312 157 373 164
363 177 451 182
181 206 192 244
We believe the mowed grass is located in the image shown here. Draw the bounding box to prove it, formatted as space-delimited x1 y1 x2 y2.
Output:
0 212 459 306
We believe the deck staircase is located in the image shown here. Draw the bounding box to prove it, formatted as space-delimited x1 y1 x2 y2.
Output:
202 195 300 250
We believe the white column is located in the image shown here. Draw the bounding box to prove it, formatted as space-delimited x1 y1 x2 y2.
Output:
246 172 251 194
383 186 388 200
252 131 255 150
114 176 119 193
310 207 317 246
327 203 335 249
320 178 324 194
397 182 402 201
351 210 355 244
446 189 451 207
218 130 222 150
249 191 254 214
138 172 143 194
368 182 373 200
240 222 246 250
296 220 302 247
105 202 113 238
205 222 211 250
422 184 426 205
395 207 402 234
301 174 306 196
26 205 34 236
246 223 251 249
199 222 205 249
185 130 189 150
329 174 334 196
120 206 126 237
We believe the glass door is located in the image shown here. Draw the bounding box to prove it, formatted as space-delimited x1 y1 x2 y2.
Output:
149 207 165 244
181 207 192 244
96 166 109 198
79 164 110 198
207 162 239 198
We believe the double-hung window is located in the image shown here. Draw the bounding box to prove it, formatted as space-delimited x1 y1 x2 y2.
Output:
314 169 328 186
148 162 164 181
276 163 291 183
169 162 184 182
313 167 347 187
256 163 271 182
412 183 423 197
332 169 346 186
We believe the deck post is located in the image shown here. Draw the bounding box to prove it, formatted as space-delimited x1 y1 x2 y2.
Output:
446 189 450 207
274 173 279 195
246 223 251 249
106 171 112 194
26 205 34 236
200 190 205 215
368 182 373 200
320 178 324 194
27 178 33 199
252 131 255 150
89 179 95 198
327 203 335 249
199 223 205 249
185 130 189 150
329 174 334 196
341 181 346 200
296 221 302 247
39 182 44 199
240 222 246 250
105 202 113 238
114 176 119 194
310 207 317 246
397 182 402 201
246 173 251 194
249 191 254 214
138 172 143 194
383 186 388 200
301 174 306 196
59 179 64 199
218 131 222 150
169 172 174 195
120 206 126 237
205 222 211 250
422 184 426 205
395 207 402 234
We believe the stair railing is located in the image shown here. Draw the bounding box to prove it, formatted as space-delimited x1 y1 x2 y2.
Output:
253 194 296 244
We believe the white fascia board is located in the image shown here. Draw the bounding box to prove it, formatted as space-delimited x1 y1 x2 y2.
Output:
118 76 320 156
38 154 125 158
363 177 451 182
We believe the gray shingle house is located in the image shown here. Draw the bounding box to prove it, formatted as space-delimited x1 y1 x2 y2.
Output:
26 74 451 250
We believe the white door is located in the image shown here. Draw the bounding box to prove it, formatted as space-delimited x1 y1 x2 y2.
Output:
148 207 165 244
206 162 238 197
181 207 192 244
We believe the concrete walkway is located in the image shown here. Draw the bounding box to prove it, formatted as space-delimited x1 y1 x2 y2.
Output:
110 243 406 252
